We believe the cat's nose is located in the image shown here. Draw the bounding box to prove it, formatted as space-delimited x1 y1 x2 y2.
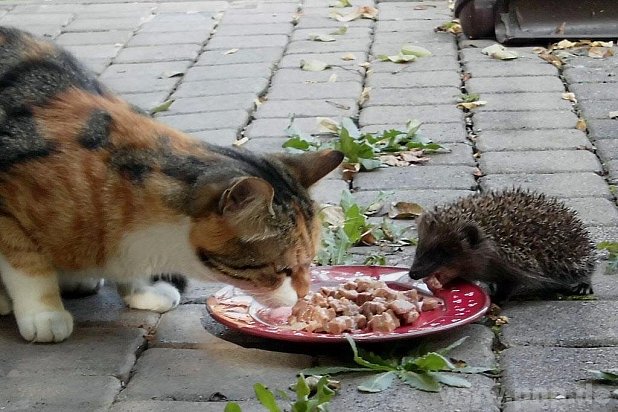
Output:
408 267 424 280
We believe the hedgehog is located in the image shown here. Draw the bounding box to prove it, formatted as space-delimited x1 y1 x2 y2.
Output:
408 189 596 302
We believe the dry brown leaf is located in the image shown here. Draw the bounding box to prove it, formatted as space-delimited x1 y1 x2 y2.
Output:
481 44 518 60
388 201 423 219
473 168 484 177
320 205 345 227
555 39 576 49
462 72 472 82
233 136 249 147
317 117 340 133
588 46 614 59
328 73 338 82
609 111 618 119
562 92 577 103
359 86 371 105
576 118 587 131
358 5 378 19
358 61 371 69
457 100 487 110
379 154 407 167
341 162 360 182
341 52 356 60
538 51 564 69
400 150 429 163
360 230 378 245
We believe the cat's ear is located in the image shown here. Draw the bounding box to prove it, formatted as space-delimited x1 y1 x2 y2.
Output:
219 176 274 217
275 149 344 188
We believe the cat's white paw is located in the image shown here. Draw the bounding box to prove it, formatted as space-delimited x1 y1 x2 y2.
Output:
123 281 180 313
15 310 74 342
0 288 12 315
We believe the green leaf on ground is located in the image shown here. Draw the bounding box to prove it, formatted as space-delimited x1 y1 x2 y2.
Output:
254 383 282 412
224 402 242 412
300 59 331 71
377 53 417 63
401 44 432 57
149 99 174 115
358 371 397 393
309 34 336 42
428 372 471 388
398 371 441 392
588 369 618 382
330 25 349 35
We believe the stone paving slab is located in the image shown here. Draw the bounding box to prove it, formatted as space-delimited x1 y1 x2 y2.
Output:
360 105 463 125
467 76 565 94
254 98 358 118
563 197 618 227
503 399 617 412
119 345 313 402
351 189 474 209
501 346 618 401
183 62 274 81
479 150 602 174
361 122 468 144
502 300 618 347
475 92 573 112
479 173 612 199
371 55 461 73
174 77 269 98
271 67 363 84
278 51 369 68
196 47 285 66
570 83 618 101
164 94 256 115
465 60 559 77
157 110 249 132
476 129 591 152
111 400 266 412
0 376 121 412
474 111 579 131
367 70 461 88
56 30 134 46
365 86 460 107
586 119 618 140
354 165 477 191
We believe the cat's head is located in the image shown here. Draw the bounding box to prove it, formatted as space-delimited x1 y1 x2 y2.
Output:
187 149 343 307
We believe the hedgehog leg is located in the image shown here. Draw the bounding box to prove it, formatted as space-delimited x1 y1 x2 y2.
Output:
492 280 517 303
571 282 593 295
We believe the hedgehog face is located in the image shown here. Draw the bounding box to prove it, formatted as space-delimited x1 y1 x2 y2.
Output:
409 214 487 285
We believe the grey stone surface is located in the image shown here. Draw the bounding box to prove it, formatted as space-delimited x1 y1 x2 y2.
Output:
65 17 145 32
191 129 239 146
375 19 450 33
56 30 134 46
595 139 618 162
367 70 460 88
476 92 574 112
219 12 293 25
0 376 121 412
563 197 618 227
291 27 371 41
157 110 249 132
271 67 363 83
205 34 289 50
110 400 266 412
309 178 350 204
354 165 477 191
174 77 269 97
114 44 202 63
372 30 456 46
214 22 292 36
239 137 288 153
501 346 618 401
184 62 273 81
121 91 170 111
586 119 618 139
153 304 224 349
579 101 618 120
0 325 144 381
502 300 618 347
197 47 284 66
287 38 372 54
476 129 591 152
351 189 474 209
360 105 463 125
571 82 618 101
372 40 458 58
164 94 256 115
294 16 373 30
474 110 579 131
467 76 565 94
127 31 208 46
371 56 460 73
119 345 312 401
254 98 358 118
245 117 324 139
466 60 559 77
278 51 369 68
100 61 193 80
1 12 73 26
429 143 475 166
365 86 460 106
267 81 363 100
479 173 612 199
564 65 618 84
479 150 601 174
503 399 617 412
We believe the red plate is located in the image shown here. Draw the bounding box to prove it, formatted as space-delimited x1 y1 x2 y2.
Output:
206 265 491 343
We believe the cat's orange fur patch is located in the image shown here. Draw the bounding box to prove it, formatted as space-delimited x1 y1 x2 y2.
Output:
21 34 55 61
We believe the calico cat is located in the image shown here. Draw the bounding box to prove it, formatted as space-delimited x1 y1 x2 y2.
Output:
0 26 343 343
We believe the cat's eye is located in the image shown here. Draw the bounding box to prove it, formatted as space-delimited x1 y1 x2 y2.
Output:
279 268 293 277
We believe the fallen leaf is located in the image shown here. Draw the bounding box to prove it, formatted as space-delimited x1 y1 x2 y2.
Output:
473 168 484 177
609 111 618 119
379 154 408 167
591 40 613 47
326 100 350 110
377 53 417 63
233 136 248 147
588 46 614 59
462 72 471 81
555 39 576 49
435 20 462 34
161 70 184 78
359 5 378 19
388 201 423 219
400 150 427 162
537 51 564 68
328 73 338 82
576 118 587 131
341 52 356 60
149 99 174 115
223 48 239 55
358 62 371 69
359 87 371 105
562 92 577 103
360 230 378 245
330 25 349 35
309 33 336 42
401 44 432 57
341 162 360 182
320 205 345 226
292 12 302 23
329 0 352 7
300 59 331 71
456 100 487 110
481 44 519 60
317 117 340 133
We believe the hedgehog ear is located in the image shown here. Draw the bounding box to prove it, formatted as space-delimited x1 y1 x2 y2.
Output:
417 213 436 238
460 223 483 248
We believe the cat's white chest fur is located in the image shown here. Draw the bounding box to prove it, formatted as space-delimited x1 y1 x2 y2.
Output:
62 218 211 281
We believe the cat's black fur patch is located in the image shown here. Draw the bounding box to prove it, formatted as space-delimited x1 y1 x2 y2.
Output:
0 114 56 171
78 109 112 149
109 149 155 183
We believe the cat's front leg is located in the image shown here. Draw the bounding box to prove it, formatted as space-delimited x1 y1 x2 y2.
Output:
117 278 180 313
0 257 73 342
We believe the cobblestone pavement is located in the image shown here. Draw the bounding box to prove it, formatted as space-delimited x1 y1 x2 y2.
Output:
0 0 617 411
